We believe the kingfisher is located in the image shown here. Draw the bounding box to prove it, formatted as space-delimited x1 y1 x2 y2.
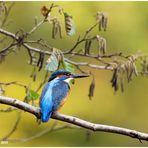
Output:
39 70 89 122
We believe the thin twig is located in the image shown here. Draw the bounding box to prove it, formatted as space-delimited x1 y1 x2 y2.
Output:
27 20 44 35
1 124 77 143
0 43 17 55
83 22 98 39
1 2 15 28
26 3 56 36
0 37 7 43
23 43 51 55
2 111 21 140
64 51 125 59
67 23 98 53
0 81 27 88
24 39 52 50
65 58 114 70
139 71 148 75
0 107 17 112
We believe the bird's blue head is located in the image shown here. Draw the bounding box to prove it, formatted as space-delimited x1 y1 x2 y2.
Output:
48 70 89 83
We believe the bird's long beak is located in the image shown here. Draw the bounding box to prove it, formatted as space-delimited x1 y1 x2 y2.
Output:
72 73 90 79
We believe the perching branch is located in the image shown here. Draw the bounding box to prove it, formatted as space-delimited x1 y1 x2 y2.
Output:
0 95 40 117
0 95 148 142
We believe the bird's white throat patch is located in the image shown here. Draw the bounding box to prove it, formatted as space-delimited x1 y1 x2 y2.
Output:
55 77 75 84
64 77 74 84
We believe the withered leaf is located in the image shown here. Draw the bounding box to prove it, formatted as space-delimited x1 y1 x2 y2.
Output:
37 52 45 71
64 12 75 36
96 12 108 31
96 35 107 56
45 48 63 72
30 67 37 82
88 75 95 100
41 6 49 17
84 40 92 55
52 18 62 39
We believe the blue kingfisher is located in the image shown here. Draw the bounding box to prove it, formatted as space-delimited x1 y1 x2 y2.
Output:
39 70 89 122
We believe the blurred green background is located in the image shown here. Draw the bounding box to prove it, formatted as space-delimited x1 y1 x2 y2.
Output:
1 1 148 147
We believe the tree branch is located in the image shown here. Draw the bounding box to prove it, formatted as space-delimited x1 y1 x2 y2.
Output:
64 58 114 70
0 28 18 39
0 28 115 71
0 95 40 117
0 95 148 142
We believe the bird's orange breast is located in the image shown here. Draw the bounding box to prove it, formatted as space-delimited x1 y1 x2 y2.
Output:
54 89 70 113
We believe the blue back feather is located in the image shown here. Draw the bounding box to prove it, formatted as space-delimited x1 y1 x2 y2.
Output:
40 83 53 122
40 78 69 122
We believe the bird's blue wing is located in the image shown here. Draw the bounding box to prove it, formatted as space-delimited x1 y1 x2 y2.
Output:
51 80 70 111
39 83 49 103
40 80 70 122
40 83 53 122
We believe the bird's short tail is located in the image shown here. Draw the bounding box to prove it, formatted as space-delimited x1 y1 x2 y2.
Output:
41 111 52 122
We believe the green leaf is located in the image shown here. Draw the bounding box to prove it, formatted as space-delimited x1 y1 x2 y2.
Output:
45 53 59 71
63 61 75 73
28 89 39 100
70 78 75 85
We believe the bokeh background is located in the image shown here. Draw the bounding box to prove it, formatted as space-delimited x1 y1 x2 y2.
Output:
0 1 148 146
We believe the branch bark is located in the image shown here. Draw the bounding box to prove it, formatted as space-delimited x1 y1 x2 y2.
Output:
0 95 148 142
